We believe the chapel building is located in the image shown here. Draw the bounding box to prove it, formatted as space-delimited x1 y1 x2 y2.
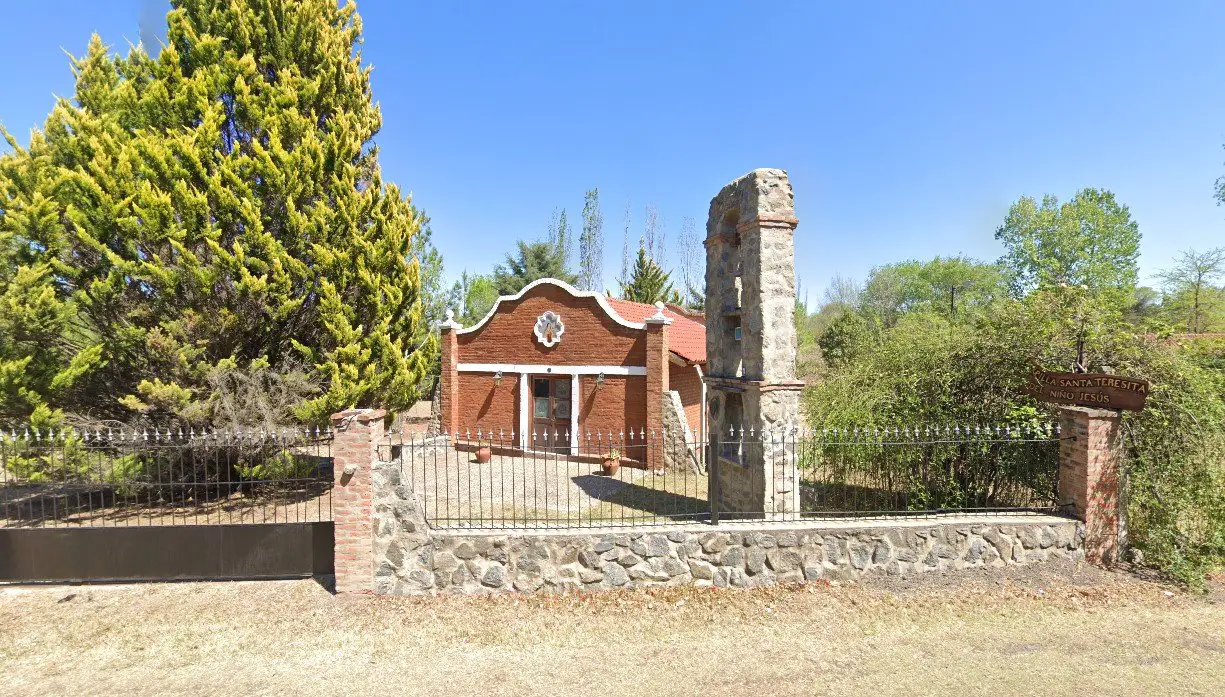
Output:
438 279 706 456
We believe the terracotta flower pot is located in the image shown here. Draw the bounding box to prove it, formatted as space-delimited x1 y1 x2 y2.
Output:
602 459 620 476
476 446 492 464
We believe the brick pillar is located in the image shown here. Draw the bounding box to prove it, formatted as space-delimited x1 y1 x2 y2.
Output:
330 407 386 593
439 310 462 436
644 303 671 470
1058 406 1125 565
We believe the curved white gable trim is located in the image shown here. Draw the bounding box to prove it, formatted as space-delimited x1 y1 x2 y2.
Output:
455 277 646 335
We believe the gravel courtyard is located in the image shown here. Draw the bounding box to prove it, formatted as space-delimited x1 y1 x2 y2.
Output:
2 561 1222 697
393 444 708 526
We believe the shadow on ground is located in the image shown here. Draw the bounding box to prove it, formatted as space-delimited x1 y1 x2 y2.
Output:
571 474 708 520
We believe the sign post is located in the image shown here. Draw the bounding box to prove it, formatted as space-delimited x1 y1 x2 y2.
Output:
1025 361 1144 565
1026 364 1149 412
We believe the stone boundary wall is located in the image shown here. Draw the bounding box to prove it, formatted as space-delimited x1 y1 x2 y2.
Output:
372 456 1083 595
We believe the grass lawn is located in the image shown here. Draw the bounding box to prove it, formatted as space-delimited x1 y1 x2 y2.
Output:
2 561 1222 696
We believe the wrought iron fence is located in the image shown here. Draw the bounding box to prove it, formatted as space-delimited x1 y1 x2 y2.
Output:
383 424 1063 530
792 424 1060 518
0 427 334 528
382 429 705 529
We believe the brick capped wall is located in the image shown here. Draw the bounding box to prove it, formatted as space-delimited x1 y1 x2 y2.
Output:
457 284 646 367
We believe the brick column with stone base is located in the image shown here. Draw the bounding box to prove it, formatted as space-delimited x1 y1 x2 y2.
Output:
1058 406 1125 565
438 311 462 436
330 407 386 593
644 303 671 471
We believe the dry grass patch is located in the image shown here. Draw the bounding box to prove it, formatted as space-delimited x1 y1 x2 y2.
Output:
1 563 1222 697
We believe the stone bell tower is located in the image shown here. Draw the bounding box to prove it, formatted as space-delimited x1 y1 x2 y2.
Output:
704 168 803 517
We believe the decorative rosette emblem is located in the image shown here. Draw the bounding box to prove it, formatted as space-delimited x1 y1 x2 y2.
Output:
533 311 565 347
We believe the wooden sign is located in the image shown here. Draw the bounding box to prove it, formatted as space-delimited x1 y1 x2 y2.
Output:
1026 365 1149 411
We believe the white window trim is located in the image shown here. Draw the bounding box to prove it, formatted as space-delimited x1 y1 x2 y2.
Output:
570 378 580 454
518 373 529 450
521 378 580 454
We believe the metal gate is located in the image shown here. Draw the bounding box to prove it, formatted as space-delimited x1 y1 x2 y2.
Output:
0 427 334 583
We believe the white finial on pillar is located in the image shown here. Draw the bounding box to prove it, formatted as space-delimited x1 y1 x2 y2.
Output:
440 308 462 330
646 301 672 324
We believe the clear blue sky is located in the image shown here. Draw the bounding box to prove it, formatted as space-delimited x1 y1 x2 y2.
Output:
3 1 1224 297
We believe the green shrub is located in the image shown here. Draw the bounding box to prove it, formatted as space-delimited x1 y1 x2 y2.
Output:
807 292 1225 584
1117 345 1225 586
234 449 316 482
3 432 93 484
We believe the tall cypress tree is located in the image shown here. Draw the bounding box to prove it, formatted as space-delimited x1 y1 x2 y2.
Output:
0 0 433 424
619 246 679 305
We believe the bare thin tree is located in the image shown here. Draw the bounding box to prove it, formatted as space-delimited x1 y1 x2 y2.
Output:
1158 247 1225 333
548 208 571 269
822 273 861 311
677 216 702 307
579 188 605 291
644 205 661 261
620 200 632 290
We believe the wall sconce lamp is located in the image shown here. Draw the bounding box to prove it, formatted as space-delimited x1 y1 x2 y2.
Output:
595 372 606 390
493 370 503 387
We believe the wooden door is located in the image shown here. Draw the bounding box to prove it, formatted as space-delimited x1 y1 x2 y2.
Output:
530 376 572 452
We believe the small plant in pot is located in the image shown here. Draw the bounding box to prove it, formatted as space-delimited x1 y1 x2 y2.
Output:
602 448 621 476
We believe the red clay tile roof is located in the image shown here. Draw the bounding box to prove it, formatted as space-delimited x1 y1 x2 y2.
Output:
666 302 706 325
605 297 707 364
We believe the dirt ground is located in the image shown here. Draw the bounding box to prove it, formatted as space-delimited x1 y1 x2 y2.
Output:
398 447 708 527
2 562 1222 697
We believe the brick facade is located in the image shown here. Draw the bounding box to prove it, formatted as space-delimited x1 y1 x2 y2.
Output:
456 371 518 436
440 281 705 450
1058 406 1124 564
330 407 386 594
577 374 647 441
456 284 646 367
669 361 704 440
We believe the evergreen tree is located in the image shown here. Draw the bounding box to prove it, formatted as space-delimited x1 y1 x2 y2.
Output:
447 270 499 325
619 246 679 305
684 280 705 311
492 241 577 296
0 0 433 424
413 215 448 330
